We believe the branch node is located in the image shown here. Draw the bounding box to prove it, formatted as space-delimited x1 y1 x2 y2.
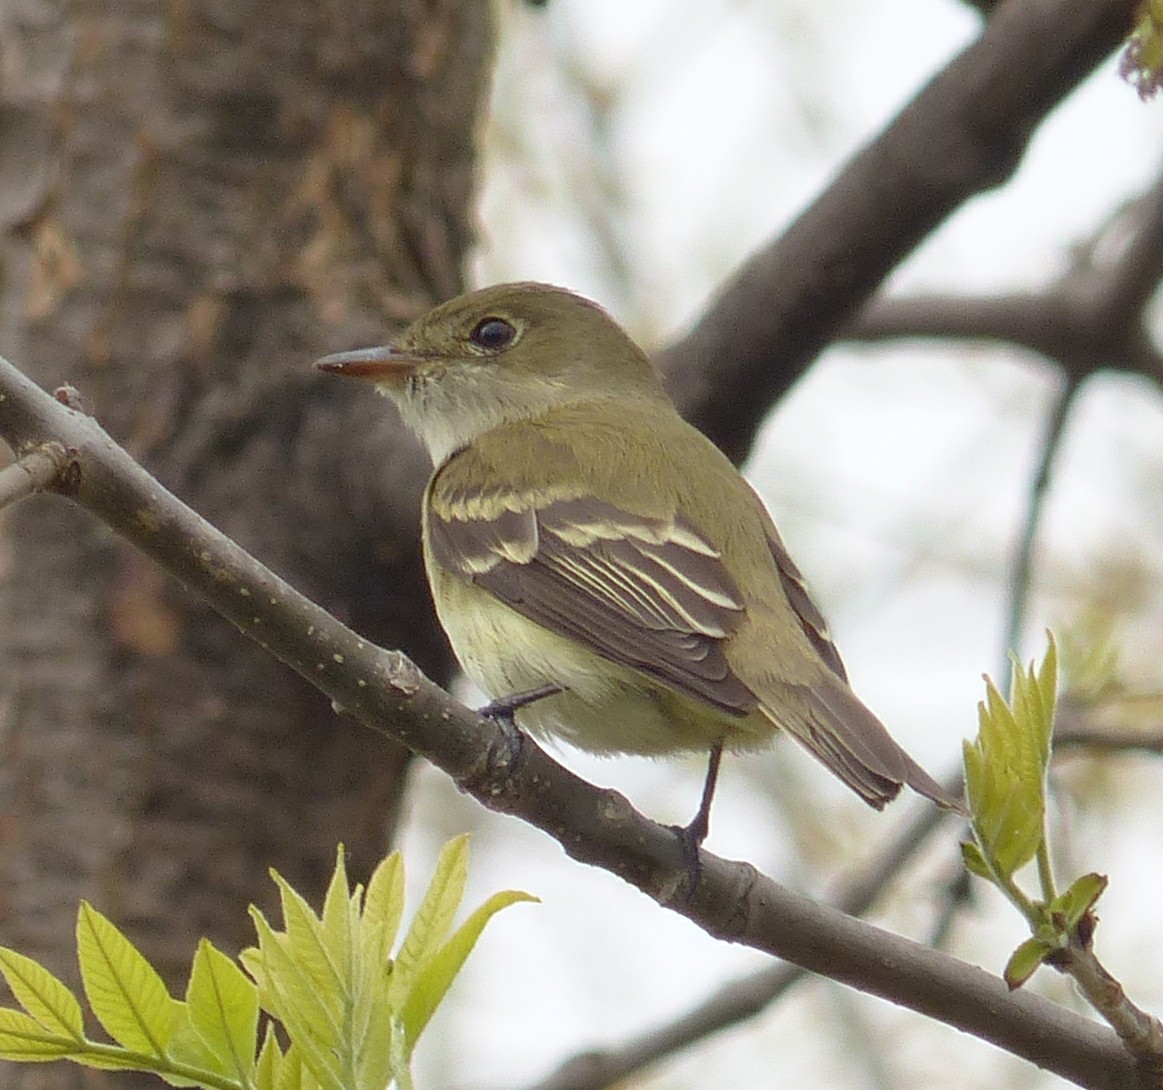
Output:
1061 939 1163 1072
52 384 88 413
0 442 73 510
375 648 421 696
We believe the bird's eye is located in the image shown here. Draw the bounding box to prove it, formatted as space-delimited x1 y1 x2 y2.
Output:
469 317 517 352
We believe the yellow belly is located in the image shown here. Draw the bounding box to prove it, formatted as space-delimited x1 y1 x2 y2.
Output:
430 567 772 756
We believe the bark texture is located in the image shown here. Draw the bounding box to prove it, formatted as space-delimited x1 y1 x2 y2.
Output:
0 4 489 1078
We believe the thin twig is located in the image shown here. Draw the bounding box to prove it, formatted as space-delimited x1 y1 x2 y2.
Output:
1055 705 1163 755
848 292 1163 386
0 444 69 509
1057 727 1163 755
1088 172 1163 331
1064 939 1163 1076
1003 377 1081 677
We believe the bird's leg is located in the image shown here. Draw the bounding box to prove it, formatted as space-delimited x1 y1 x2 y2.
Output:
685 740 724 845
478 682 567 725
674 741 724 894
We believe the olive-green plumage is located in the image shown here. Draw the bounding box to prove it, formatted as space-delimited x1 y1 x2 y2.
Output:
317 282 958 822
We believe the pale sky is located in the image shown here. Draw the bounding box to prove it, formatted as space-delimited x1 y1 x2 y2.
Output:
403 2 1163 1087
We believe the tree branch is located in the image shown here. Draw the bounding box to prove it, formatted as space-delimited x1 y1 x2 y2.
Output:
1064 939 1163 1072
847 171 1163 387
1055 706 1163 755
0 355 1151 1089
0 444 69 509
1088 171 1163 330
519 792 959 1090
1002 378 1081 674
659 0 1135 462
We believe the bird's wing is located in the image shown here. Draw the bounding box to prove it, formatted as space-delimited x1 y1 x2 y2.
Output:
763 526 848 682
426 487 758 716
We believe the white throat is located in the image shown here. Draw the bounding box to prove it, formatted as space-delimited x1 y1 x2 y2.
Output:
382 368 579 467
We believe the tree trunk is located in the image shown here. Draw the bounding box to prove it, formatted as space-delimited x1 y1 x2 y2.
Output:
0 5 490 1083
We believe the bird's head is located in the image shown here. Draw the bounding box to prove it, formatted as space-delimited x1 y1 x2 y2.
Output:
315 282 665 464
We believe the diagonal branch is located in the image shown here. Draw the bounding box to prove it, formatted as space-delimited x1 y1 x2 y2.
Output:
659 0 1136 462
848 168 1163 386
519 793 958 1090
847 289 1163 384
0 355 1150 1089
1088 171 1163 328
1065 939 1163 1071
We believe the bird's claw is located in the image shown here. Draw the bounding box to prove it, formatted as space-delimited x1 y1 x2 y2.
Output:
478 682 567 726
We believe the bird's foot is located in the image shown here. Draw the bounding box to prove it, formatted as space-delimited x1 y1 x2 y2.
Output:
670 742 723 899
478 684 566 779
671 814 709 899
478 683 567 726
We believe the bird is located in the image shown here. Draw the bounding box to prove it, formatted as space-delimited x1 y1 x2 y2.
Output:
316 281 960 853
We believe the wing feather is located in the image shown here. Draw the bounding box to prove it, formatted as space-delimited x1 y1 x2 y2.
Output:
765 527 848 681
427 488 756 715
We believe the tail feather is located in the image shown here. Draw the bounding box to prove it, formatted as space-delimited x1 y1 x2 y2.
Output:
770 675 964 813
899 752 965 814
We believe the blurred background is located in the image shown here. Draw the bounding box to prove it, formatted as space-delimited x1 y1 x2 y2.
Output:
0 1 1159 1089
398 1 1163 1087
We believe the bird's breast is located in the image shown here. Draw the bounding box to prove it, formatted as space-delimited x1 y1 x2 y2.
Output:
423 549 771 755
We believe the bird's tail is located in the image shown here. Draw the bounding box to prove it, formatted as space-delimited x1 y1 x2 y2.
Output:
770 675 965 814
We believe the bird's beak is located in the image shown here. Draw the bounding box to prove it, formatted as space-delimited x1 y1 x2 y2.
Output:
314 345 428 381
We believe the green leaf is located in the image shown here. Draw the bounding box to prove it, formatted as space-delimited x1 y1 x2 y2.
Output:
399 889 537 1053
268 871 343 1015
317 854 359 1090
247 909 343 1090
0 839 533 1090
78 1050 172 1073
959 840 992 880
160 1004 231 1088
249 906 338 1038
389 1018 412 1090
350 990 391 1090
275 1044 322 1090
0 1007 77 1061
1036 635 1058 754
361 852 404 971
389 836 469 1007
1050 873 1108 933
76 901 177 1057
961 739 988 835
254 1022 283 1090
346 853 402 1090
1003 937 1055 990
185 939 260 1082
320 847 355 969
274 1044 305 1090
0 948 84 1042
962 638 1059 882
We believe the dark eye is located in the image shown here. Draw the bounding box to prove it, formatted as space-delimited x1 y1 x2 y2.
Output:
469 317 516 351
